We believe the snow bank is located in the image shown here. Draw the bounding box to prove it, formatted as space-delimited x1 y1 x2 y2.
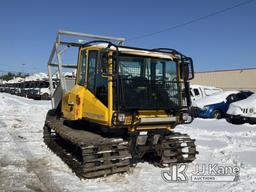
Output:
3 71 76 85
24 72 48 81
3 73 49 84
7 77 25 84
12 77 24 83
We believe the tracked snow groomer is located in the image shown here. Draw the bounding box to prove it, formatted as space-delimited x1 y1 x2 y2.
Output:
44 31 197 178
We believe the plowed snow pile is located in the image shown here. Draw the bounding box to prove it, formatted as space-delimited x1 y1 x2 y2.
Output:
0 93 256 191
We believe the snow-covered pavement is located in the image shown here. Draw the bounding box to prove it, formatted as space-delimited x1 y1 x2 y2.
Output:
1 93 256 192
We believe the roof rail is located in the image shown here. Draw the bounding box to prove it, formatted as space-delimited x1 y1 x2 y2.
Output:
57 30 125 45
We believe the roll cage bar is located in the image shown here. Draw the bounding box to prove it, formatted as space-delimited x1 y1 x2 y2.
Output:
47 30 124 108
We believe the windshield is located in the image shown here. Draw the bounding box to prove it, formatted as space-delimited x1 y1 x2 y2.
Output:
116 54 180 110
39 82 50 88
119 55 177 81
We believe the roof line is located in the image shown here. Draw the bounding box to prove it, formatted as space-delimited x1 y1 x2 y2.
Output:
195 67 256 73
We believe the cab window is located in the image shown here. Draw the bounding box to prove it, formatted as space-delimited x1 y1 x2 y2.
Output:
82 50 108 106
78 50 87 85
87 51 98 92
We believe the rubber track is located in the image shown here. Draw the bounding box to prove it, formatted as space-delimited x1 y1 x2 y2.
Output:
43 111 131 178
160 133 197 165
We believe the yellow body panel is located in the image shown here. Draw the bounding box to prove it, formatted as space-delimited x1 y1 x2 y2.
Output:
135 125 171 130
107 51 114 126
82 89 108 125
62 85 85 120
137 110 169 117
62 85 109 124
62 85 174 129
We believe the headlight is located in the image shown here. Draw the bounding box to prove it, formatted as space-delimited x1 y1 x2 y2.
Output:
182 113 192 122
202 106 209 110
249 108 256 114
136 131 148 145
136 135 148 145
118 113 126 122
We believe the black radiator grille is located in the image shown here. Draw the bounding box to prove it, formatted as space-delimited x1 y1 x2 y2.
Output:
116 77 180 110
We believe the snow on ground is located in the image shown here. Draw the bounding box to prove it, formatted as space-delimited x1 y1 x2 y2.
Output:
0 93 256 192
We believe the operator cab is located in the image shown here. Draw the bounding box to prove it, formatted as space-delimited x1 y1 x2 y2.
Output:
66 43 194 129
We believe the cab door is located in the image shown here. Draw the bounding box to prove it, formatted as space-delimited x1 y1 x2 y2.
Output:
82 49 109 125
62 49 87 120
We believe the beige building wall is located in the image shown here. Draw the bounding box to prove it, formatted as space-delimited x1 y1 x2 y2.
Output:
191 68 256 92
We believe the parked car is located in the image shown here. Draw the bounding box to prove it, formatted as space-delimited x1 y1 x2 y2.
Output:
21 81 32 97
192 90 253 119
11 83 19 95
190 84 222 101
27 81 37 98
226 93 256 124
10 84 17 94
29 80 53 100
0 84 5 92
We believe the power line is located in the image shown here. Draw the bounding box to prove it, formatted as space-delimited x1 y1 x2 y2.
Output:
128 0 255 41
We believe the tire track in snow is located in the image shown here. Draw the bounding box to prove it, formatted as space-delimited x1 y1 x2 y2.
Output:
0 119 62 192
0 93 62 192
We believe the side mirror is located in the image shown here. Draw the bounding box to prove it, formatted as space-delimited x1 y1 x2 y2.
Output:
184 82 192 107
181 57 194 81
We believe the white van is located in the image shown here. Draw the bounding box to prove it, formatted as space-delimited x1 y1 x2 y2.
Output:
31 80 58 100
190 84 223 101
226 93 256 124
